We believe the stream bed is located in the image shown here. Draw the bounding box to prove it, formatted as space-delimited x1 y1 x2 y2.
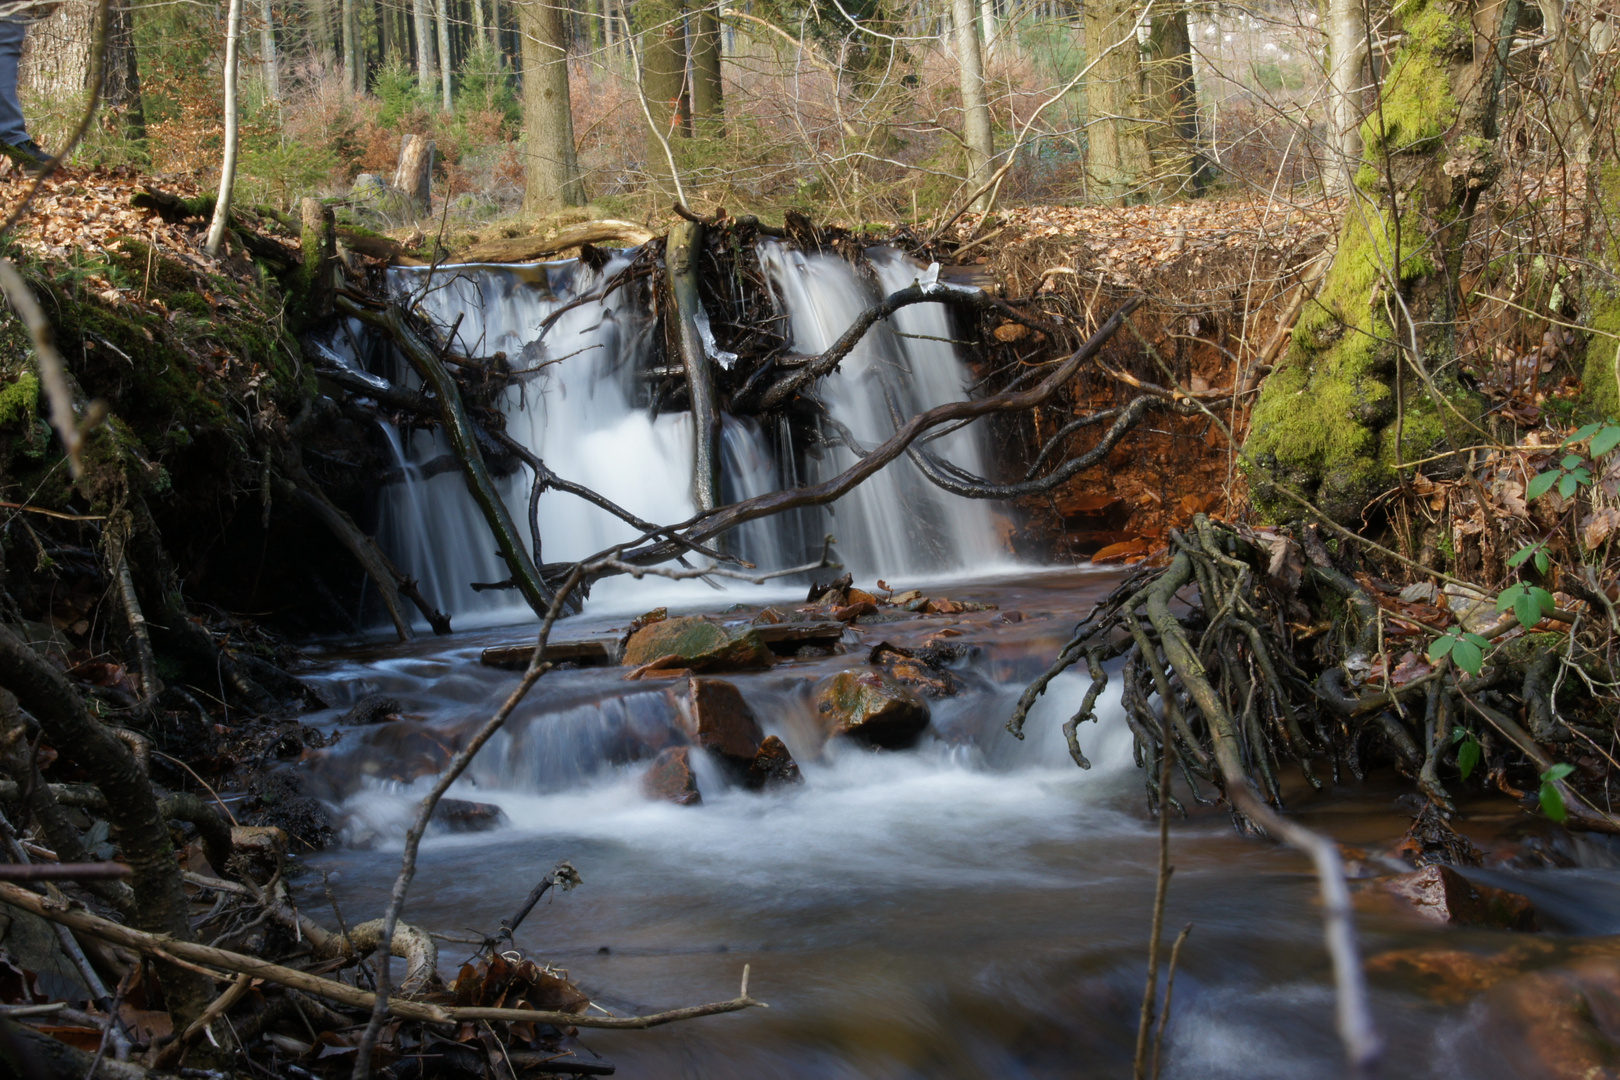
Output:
288 568 1620 1079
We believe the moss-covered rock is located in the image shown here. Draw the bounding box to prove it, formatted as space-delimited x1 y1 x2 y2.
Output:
621 616 775 671
813 669 929 748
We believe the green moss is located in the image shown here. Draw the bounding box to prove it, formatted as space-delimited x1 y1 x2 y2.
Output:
1360 0 1465 157
0 370 37 428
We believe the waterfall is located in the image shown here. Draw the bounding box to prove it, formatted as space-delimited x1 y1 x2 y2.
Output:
365 245 1007 624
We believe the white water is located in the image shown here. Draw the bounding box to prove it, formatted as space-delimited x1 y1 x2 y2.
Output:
360 244 1006 626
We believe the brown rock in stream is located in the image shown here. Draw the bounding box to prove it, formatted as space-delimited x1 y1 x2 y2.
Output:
814 669 930 748
1477 959 1620 1078
677 678 764 765
622 616 774 672
747 735 803 790
641 747 702 805
1379 864 1538 930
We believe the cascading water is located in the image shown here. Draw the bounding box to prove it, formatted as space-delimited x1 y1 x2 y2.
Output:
363 241 1006 624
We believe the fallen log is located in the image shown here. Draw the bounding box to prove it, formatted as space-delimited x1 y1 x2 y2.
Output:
479 620 846 668
451 220 656 264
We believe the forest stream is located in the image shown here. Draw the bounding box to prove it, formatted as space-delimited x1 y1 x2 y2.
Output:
291 568 1620 1080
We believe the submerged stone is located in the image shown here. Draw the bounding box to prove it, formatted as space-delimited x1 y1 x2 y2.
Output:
814 669 930 748
622 616 774 672
433 798 504 832
641 746 702 805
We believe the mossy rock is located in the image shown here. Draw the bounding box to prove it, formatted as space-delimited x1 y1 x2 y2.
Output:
813 669 930 749
621 616 774 671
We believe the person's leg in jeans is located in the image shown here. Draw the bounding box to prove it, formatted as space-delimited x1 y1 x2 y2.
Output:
0 18 34 151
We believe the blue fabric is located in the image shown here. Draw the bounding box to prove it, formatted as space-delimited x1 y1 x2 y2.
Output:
0 18 30 148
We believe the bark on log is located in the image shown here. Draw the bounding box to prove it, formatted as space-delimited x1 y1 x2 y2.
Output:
666 220 720 511
298 195 337 322
450 220 655 264
336 297 559 617
391 134 434 219
0 622 212 1023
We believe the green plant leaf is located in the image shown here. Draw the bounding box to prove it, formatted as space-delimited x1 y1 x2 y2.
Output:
1568 423 1603 445
1458 739 1481 780
1540 781 1568 822
1560 472 1579 498
1428 634 1456 661
1452 726 1470 744
1451 638 1484 676
1530 586 1555 614
1528 471 1560 499
1535 549 1550 574
1563 453 1585 470
1593 425 1620 456
1462 632 1491 648
1496 584 1525 613
1543 762 1576 782
1514 591 1542 629
1507 543 1537 568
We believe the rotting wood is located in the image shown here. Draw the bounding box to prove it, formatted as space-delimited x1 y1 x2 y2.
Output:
666 219 721 512
478 620 846 669
451 220 656 264
391 134 434 219
336 297 559 618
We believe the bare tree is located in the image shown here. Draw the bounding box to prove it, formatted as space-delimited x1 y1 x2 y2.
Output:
1084 0 1149 203
414 0 438 99
953 0 993 208
1324 0 1368 195
207 0 246 257
692 0 723 135
435 0 453 111
259 0 281 105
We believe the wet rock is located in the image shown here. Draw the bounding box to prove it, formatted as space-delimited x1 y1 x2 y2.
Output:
641 747 702 805
814 669 930 748
677 678 764 765
1366 944 1547 1003
621 616 774 672
1380 864 1538 930
340 694 403 725
831 600 878 622
747 735 803 790
869 641 960 698
432 798 505 832
243 770 336 851
1396 803 1484 867
807 572 853 605
1477 959 1620 1078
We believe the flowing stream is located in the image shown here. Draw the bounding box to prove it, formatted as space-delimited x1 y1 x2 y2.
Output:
302 253 1620 1078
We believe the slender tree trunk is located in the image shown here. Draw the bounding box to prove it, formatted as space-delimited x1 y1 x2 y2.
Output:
309 0 335 60
259 0 280 104
471 0 488 52
953 0 993 207
518 0 585 209
691 1 722 135
1245 0 1523 523
979 0 997 57
1084 0 1149 203
414 0 437 94
1325 0 1368 196
207 0 244 256
436 0 453 110
343 0 359 89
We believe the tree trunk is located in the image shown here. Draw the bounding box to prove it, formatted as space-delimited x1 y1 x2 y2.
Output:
343 0 359 89
1325 0 1368 196
1084 0 1149 203
978 0 997 57
259 0 280 104
413 0 438 95
471 0 488 52
1533 0 1593 162
392 133 435 217
19 0 144 138
1244 0 1522 523
952 0 993 207
518 0 585 210
1145 4 1198 197
640 0 689 184
691 1 722 135
435 0 454 111
206 0 246 257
